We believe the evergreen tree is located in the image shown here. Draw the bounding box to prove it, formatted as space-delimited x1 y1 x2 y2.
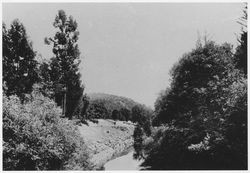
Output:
2 20 38 99
2 23 11 92
45 10 84 119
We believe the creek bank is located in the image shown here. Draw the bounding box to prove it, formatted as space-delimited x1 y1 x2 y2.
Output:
78 119 135 170
104 150 144 170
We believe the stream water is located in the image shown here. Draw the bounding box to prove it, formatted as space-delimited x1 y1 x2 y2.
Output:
104 151 143 170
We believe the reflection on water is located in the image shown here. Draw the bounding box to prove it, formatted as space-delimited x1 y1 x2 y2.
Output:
104 151 143 170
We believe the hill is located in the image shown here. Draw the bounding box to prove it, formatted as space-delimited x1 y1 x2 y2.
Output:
87 93 140 112
85 92 153 121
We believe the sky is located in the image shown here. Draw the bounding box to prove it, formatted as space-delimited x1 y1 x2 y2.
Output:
3 3 244 108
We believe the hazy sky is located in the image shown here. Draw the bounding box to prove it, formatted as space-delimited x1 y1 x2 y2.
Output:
3 3 244 107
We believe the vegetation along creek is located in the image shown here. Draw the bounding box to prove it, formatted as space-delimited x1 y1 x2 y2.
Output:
2 3 247 171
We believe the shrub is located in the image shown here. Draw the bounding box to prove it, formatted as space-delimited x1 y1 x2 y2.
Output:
3 90 91 170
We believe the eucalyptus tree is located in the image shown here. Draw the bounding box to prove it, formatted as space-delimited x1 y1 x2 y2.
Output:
45 10 84 119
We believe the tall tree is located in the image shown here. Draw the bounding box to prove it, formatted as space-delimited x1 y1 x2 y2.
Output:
2 20 38 98
2 23 11 92
154 41 239 126
235 5 247 75
144 41 247 170
45 10 84 119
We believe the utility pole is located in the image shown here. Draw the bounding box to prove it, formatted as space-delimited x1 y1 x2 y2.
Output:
62 86 67 117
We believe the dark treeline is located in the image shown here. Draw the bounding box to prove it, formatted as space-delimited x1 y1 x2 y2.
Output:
133 6 247 170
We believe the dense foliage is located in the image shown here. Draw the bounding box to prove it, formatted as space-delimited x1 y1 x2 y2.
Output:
2 20 39 99
87 99 109 119
132 104 153 160
137 8 248 169
155 42 241 125
2 11 91 170
135 41 247 170
3 87 91 170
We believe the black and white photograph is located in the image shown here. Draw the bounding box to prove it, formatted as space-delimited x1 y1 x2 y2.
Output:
2 1 248 171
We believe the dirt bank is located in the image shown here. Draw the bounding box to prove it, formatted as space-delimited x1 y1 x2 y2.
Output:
78 119 135 169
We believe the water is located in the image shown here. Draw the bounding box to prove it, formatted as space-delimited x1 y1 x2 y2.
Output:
104 151 143 170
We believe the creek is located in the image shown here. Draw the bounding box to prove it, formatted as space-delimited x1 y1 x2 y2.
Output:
104 150 143 170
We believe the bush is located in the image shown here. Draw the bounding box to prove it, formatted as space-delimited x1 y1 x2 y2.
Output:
3 90 91 170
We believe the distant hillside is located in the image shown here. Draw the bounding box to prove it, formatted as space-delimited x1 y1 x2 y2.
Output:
85 93 153 121
87 93 140 112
